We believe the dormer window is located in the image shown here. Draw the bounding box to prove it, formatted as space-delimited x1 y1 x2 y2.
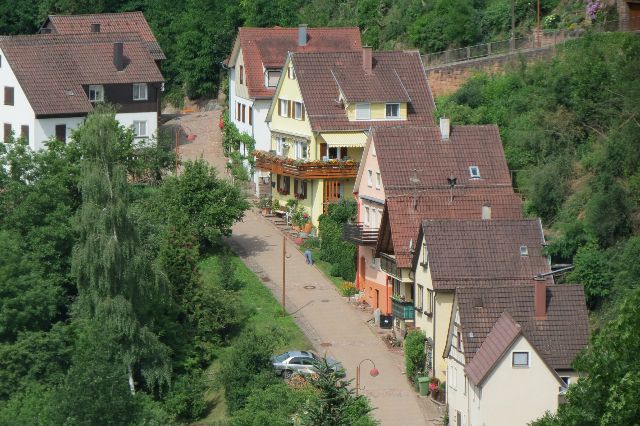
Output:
520 245 529 256
385 103 400 119
265 69 281 88
469 166 480 179
89 85 104 102
355 102 370 120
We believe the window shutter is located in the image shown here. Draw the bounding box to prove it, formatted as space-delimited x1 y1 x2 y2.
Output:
340 147 348 158
278 99 281 116
3 123 10 142
320 143 327 159
288 100 292 118
302 181 307 199
294 179 299 195
301 104 305 121
4 87 14 106
242 104 246 123
20 125 28 142
249 107 253 125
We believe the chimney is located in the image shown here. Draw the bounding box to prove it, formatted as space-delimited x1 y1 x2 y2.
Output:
482 204 491 220
298 24 308 47
113 42 124 71
534 278 547 319
91 23 101 33
440 117 450 140
362 46 372 75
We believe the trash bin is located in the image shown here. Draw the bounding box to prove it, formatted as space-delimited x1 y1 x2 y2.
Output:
380 315 392 329
418 376 430 396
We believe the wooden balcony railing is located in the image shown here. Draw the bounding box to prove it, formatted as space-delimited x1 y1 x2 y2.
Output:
254 151 359 179
342 223 379 246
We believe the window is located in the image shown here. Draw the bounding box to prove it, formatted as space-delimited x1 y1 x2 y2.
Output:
385 103 400 118
278 98 289 118
275 137 285 156
469 165 481 179
133 120 147 138
294 141 308 160
425 289 433 314
248 106 253 125
392 278 401 297
328 147 347 160
560 377 571 388
355 102 371 120
448 365 457 390
236 102 241 121
55 124 66 143
241 104 246 123
288 64 295 79
4 86 14 105
265 69 281 87
421 243 428 267
277 175 290 195
88 85 104 102
293 101 304 120
367 170 372 187
520 245 528 256
416 284 424 311
20 125 28 142
512 352 530 367
3 123 11 143
239 65 244 84
456 331 462 349
294 179 307 200
375 172 381 189
133 83 148 101
364 206 370 225
371 209 377 228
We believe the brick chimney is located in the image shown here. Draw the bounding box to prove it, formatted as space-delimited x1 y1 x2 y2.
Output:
362 46 372 75
298 24 308 47
113 42 124 71
534 278 547 319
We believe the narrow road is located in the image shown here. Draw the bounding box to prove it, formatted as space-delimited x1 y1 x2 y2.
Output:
168 108 438 425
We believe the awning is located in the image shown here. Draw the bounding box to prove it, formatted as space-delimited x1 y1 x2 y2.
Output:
320 132 368 148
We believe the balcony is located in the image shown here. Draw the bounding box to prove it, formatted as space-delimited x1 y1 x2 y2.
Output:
342 223 379 246
379 252 399 279
254 150 359 179
392 297 415 320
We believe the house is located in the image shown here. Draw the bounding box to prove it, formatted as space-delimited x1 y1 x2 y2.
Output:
348 124 519 314
411 219 553 381
445 283 588 426
0 32 163 149
39 11 166 63
258 49 436 225
225 25 362 194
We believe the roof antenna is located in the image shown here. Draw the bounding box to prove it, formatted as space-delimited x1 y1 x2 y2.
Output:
447 175 457 204
410 169 420 210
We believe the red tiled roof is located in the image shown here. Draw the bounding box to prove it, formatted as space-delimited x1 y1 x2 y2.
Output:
292 51 436 131
234 27 362 99
377 189 523 268
371 125 512 197
457 284 589 375
45 12 165 60
418 219 551 286
464 312 522 386
0 33 163 117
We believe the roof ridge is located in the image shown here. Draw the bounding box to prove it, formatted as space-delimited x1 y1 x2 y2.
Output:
49 11 144 18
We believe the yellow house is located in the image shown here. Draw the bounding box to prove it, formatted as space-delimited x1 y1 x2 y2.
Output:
411 219 553 381
445 284 588 426
260 48 435 226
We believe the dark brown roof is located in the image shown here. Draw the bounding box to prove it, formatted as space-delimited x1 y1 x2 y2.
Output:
457 284 589 375
376 189 523 268
417 219 551 287
0 33 163 117
44 12 165 60
234 27 362 99
464 312 522 386
372 126 512 197
292 51 436 131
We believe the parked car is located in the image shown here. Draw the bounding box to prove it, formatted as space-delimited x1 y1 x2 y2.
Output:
272 350 343 379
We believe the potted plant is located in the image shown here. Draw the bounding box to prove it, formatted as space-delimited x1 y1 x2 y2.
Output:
258 197 271 215
429 377 440 400
302 214 312 234
272 198 281 212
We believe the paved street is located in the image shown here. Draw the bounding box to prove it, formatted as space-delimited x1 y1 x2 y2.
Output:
170 109 441 425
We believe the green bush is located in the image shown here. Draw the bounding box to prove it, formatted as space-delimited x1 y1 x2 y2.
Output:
163 371 208 422
318 201 357 282
404 330 427 384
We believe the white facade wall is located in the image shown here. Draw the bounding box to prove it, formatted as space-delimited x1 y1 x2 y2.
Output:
0 48 36 146
115 111 159 143
34 117 86 150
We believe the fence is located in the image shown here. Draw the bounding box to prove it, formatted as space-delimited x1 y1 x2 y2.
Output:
423 17 639 68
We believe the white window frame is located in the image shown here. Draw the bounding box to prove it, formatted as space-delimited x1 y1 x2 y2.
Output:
88 85 104 102
469 165 481 179
371 209 377 228
133 83 148 101
512 351 530 368
385 103 400 119
520 245 529 256
367 170 372 187
375 172 381 189
279 99 289 118
295 140 308 160
276 137 285 156
132 120 147 138
416 284 424 311
355 102 371 120
294 101 304 120
288 64 296 79
265 69 281 88
364 206 370 225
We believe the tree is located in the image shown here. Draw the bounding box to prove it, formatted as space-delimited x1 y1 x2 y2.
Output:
71 107 171 395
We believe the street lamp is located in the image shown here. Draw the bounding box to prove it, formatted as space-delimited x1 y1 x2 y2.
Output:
355 358 379 396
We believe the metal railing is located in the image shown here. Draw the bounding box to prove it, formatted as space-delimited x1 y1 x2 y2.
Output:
342 222 379 246
423 17 640 68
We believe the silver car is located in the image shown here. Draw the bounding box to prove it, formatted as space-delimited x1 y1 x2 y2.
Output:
272 350 342 379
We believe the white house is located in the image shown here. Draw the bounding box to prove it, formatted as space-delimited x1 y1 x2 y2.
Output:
225 25 361 194
444 283 588 426
0 16 163 149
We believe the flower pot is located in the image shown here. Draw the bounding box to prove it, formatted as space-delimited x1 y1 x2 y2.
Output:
303 222 313 233
262 207 270 215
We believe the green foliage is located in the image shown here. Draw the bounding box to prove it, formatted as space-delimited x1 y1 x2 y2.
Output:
566 244 612 308
404 330 426 384
230 382 315 426
318 201 357 281
302 358 376 426
162 370 208 422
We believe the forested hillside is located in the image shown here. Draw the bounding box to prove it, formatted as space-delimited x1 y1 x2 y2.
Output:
438 33 640 424
2 0 599 101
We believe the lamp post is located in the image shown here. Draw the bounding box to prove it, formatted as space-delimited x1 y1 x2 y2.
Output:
355 358 379 397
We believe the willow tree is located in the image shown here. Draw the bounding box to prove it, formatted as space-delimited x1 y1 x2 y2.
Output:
71 106 170 394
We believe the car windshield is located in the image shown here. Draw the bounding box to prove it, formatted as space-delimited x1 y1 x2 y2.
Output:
273 352 290 363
